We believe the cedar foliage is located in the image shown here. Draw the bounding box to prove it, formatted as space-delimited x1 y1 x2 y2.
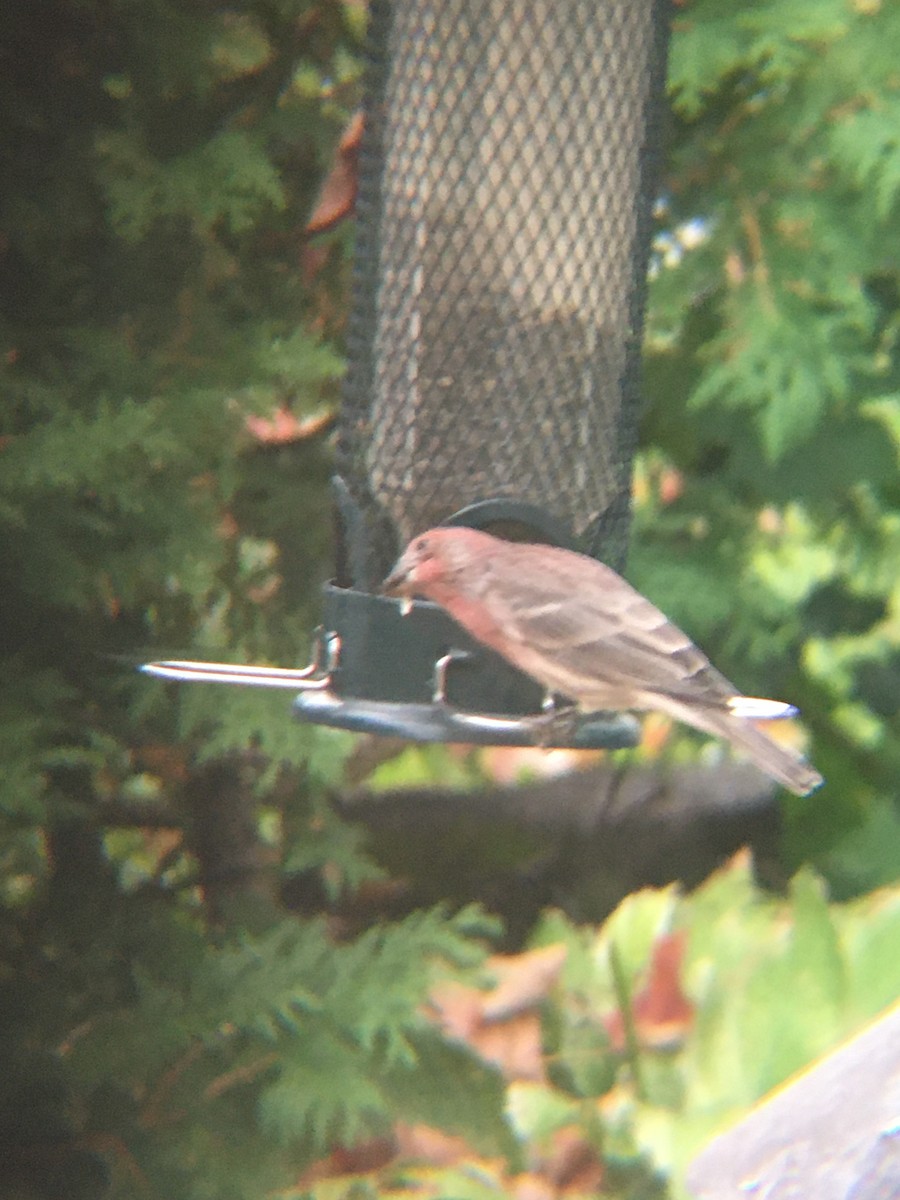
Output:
2 2 900 1198
638 0 900 882
1 4 509 1196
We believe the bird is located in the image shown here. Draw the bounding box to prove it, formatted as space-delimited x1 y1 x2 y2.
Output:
383 527 823 796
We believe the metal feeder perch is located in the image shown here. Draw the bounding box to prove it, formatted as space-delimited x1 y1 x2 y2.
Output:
145 0 672 750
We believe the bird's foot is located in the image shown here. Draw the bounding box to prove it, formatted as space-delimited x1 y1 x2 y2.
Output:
529 698 581 747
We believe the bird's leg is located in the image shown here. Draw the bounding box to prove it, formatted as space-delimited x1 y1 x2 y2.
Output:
529 694 581 746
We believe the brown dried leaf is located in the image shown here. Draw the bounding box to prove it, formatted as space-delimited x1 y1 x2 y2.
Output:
482 944 568 1023
306 110 364 234
244 405 335 445
606 930 694 1051
428 945 567 1082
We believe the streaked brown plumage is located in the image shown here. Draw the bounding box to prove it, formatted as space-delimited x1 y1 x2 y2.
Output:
383 527 823 796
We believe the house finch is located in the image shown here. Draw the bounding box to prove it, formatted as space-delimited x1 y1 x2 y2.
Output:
383 527 823 796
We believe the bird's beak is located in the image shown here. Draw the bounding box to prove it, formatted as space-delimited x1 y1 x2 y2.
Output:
382 560 416 615
381 569 405 596
381 558 411 597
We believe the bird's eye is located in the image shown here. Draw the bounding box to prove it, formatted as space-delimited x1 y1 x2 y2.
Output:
415 538 428 553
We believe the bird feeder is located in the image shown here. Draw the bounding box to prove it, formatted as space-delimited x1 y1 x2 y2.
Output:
146 0 672 749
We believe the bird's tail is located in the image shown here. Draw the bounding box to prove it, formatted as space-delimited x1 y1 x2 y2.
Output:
667 701 823 796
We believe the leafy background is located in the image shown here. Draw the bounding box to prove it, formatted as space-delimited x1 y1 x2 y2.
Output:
2 1 899 1197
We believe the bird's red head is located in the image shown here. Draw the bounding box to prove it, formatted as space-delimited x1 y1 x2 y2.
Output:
382 526 489 604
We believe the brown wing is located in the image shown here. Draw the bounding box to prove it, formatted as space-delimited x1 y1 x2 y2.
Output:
481 543 739 708
463 540 821 796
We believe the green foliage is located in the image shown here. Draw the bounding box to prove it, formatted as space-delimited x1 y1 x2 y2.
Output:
3 2 900 1198
0 3 384 1196
529 857 900 1197
97 128 287 241
268 860 900 1200
60 904 500 1182
283 795 387 899
640 0 900 871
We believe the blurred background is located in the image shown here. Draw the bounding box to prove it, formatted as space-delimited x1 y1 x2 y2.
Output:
2 2 900 1198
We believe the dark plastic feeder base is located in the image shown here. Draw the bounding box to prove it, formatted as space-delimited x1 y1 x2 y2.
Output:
141 577 641 752
296 581 640 750
293 689 638 748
